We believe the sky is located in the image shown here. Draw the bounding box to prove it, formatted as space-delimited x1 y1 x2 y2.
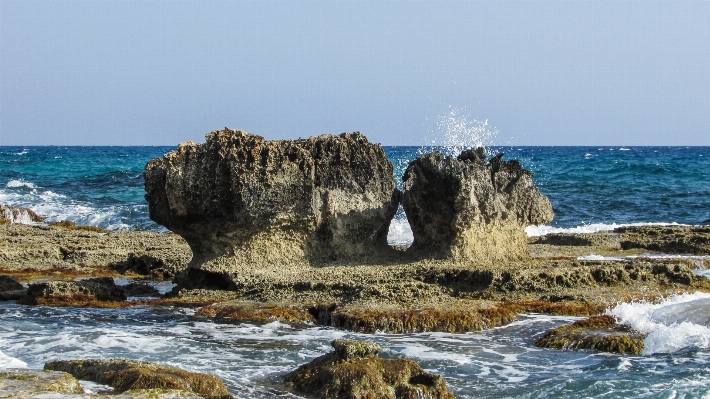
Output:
1 1 709 146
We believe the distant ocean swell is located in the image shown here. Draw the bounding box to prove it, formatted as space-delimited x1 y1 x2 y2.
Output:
1 146 709 243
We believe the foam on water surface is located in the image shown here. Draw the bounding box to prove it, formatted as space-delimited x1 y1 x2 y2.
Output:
525 222 687 237
2 302 710 398
608 292 710 355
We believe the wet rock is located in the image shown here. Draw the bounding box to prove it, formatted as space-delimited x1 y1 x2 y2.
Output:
196 300 316 324
144 129 399 268
122 282 161 297
401 148 553 262
111 253 181 279
21 277 127 306
0 275 23 291
0 204 44 225
44 358 233 399
535 315 646 355
0 369 83 397
285 339 454 399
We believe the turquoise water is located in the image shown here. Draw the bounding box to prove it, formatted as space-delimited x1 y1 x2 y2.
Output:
2 146 709 233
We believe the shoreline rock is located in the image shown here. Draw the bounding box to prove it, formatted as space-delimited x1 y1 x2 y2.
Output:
402 148 553 263
144 129 399 268
45 358 233 399
535 315 646 355
285 339 454 399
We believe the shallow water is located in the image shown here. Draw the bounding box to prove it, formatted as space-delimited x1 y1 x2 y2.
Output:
2 296 710 398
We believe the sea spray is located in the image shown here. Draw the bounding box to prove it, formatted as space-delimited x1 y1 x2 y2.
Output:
608 292 710 355
423 107 500 157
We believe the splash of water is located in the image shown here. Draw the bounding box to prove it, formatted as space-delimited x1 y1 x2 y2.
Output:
423 107 500 157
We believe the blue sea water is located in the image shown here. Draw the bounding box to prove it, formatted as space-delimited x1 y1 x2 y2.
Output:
1 145 709 235
2 144 710 398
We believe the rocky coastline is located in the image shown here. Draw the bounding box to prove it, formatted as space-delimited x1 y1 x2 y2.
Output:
2 130 710 397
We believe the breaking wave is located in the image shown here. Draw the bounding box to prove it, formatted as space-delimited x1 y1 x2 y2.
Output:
608 292 710 355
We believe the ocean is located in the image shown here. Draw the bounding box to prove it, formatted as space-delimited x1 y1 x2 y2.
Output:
2 145 710 398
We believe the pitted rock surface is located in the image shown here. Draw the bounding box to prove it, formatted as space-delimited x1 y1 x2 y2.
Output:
401 148 553 262
144 129 399 267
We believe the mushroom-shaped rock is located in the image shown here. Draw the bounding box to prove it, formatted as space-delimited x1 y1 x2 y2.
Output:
144 129 399 268
285 339 454 399
401 148 553 263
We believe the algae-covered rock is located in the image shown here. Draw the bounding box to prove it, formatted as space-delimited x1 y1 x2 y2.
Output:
401 148 553 263
22 277 127 306
144 129 399 269
0 369 84 397
285 339 454 399
535 315 646 355
44 358 233 399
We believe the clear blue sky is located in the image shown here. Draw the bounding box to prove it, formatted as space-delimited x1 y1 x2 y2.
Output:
1 1 708 146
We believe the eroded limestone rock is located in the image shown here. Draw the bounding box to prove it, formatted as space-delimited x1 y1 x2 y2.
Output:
401 148 553 262
22 277 127 306
144 129 399 267
44 358 232 399
285 339 454 399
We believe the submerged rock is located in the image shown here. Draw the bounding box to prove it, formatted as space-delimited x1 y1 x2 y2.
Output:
145 129 399 268
535 315 646 355
44 358 233 399
22 277 127 306
401 148 553 262
285 339 454 399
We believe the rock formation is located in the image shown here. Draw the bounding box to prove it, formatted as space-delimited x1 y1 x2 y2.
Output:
144 129 399 267
536 315 646 355
45 358 232 399
401 148 554 262
285 339 454 399
22 277 127 306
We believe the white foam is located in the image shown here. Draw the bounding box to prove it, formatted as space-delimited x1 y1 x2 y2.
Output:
608 292 710 354
425 107 500 157
526 222 687 237
387 218 414 246
6 179 36 189
1 207 40 225
0 348 27 368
